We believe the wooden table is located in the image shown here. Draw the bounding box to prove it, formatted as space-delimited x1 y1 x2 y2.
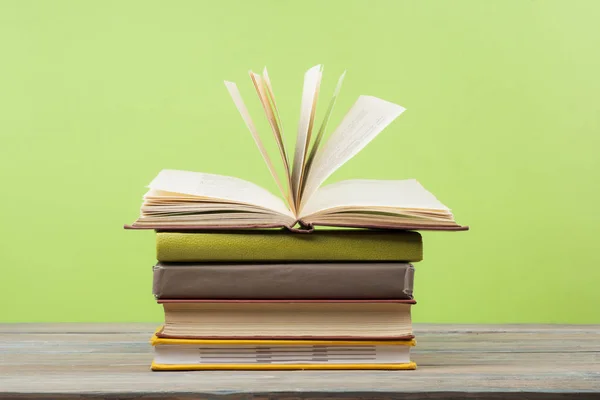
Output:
1 324 598 399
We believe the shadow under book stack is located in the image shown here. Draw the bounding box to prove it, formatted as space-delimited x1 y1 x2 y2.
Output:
150 229 422 371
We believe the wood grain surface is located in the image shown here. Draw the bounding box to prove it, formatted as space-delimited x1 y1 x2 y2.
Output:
0 323 599 399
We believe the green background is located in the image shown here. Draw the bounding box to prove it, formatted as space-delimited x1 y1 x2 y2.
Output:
1 0 599 323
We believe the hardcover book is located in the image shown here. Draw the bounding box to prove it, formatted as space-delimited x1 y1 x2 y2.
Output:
153 262 415 300
126 65 466 232
151 335 417 371
155 230 423 262
156 300 415 340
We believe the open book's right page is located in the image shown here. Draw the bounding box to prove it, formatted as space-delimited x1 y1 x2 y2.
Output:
300 179 459 229
300 95 405 210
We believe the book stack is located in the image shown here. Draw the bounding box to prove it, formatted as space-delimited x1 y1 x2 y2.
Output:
127 65 466 371
149 230 422 370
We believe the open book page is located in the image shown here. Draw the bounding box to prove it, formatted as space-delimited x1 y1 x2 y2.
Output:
249 71 295 212
300 179 451 218
303 70 346 191
141 199 280 215
224 81 291 209
133 213 291 228
262 68 289 159
291 65 322 205
300 96 406 211
148 169 294 218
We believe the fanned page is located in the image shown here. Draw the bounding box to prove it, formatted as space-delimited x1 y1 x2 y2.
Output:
300 179 462 229
291 65 322 205
300 96 406 210
248 71 294 212
303 70 346 187
130 169 295 229
224 81 292 209
262 68 289 159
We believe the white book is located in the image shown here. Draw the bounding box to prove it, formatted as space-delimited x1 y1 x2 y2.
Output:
128 65 466 232
151 336 416 371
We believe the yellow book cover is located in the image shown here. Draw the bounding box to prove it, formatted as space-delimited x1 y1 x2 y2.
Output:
150 333 417 371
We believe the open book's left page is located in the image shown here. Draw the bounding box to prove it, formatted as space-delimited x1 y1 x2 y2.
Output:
128 169 296 229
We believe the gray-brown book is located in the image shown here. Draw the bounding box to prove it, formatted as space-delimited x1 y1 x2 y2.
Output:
153 262 415 300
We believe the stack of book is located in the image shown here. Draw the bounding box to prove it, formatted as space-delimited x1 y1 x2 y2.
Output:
149 230 422 370
127 65 466 371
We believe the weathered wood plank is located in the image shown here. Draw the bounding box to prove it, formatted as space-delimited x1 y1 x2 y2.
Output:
0 323 598 400
2 393 600 400
2 323 599 334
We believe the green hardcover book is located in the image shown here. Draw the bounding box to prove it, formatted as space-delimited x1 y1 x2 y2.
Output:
156 230 422 262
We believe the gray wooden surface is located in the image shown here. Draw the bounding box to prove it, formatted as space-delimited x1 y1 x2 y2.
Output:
0 323 599 399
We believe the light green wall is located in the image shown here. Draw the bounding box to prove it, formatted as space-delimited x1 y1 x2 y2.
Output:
1 0 599 323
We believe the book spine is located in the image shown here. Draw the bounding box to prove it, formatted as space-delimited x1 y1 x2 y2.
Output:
403 264 414 298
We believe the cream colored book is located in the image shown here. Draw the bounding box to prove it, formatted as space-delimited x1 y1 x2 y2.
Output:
127 65 466 232
155 300 415 340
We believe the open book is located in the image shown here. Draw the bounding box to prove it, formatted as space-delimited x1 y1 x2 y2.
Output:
127 65 466 232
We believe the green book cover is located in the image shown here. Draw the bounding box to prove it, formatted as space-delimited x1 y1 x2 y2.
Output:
156 230 422 262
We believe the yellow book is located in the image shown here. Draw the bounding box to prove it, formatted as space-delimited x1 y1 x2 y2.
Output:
150 333 417 371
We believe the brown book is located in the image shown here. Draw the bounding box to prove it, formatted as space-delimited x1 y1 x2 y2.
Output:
153 262 415 300
156 300 415 340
